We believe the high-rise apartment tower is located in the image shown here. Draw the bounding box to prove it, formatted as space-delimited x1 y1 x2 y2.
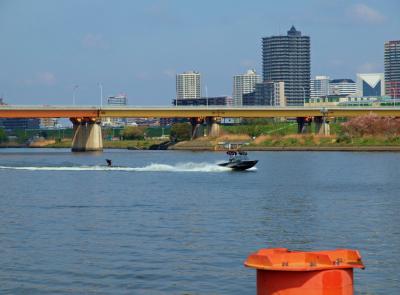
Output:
384 40 400 98
262 26 310 105
176 71 201 100
233 69 262 106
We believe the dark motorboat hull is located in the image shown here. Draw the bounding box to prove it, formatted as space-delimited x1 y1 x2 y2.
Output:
218 160 258 171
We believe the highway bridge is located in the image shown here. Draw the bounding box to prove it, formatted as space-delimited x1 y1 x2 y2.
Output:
2 105 400 118
2 105 400 151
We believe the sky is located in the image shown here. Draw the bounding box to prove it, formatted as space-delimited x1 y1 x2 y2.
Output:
0 0 399 106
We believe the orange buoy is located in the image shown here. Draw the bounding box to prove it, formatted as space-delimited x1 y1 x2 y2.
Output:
244 248 364 295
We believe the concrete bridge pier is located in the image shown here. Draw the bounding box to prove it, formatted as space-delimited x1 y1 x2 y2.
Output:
314 116 330 136
205 117 221 138
190 117 204 139
71 118 103 152
296 117 312 134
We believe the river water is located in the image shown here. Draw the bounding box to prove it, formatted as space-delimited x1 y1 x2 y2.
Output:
0 148 399 294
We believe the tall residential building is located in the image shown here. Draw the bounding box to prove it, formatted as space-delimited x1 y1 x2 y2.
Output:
176 71 201 100
356 73 385 97
310 76 330 99
384 40 400 98
262 26 310 106
232 69 262 106
329 79 357 96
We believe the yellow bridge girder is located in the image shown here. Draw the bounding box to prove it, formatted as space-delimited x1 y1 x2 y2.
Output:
2 106 400 118
99 107 400 118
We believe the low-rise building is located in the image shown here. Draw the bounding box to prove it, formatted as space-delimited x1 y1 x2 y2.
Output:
0 118 41 131
242 81 286 106
306 95 396 107
172 96 233 106
40 118 58 129
103 94 128 127
329 79 357 96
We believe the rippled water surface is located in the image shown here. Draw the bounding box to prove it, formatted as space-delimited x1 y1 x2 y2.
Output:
0 148 399 294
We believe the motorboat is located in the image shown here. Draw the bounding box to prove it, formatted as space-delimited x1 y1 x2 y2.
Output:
218 151 258 171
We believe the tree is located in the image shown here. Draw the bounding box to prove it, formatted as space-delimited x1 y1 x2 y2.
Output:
14 129 29 144
170 122 192 142
341 114 400 137
122 126 146 140
0 128 7 143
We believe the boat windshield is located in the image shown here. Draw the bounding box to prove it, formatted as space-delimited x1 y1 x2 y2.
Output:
227 151 249 161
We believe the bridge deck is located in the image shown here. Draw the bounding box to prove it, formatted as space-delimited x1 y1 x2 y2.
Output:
1 105 400 118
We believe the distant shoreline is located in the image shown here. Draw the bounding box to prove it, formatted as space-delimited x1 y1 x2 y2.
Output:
169 145 400 152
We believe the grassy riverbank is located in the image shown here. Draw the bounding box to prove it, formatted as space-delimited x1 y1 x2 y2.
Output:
170 134 400 151
3 135 400 151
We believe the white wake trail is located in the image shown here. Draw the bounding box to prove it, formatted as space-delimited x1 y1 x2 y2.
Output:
0 162 231 173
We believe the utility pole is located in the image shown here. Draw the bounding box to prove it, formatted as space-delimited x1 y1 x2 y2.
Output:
205 85 208 107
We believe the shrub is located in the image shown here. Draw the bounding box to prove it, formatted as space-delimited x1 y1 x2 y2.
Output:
122 126 146 140
336 133 352 144
0 128 7 143
170 123 192 142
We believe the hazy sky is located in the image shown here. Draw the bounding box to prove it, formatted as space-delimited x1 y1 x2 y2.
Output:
0 0 399 105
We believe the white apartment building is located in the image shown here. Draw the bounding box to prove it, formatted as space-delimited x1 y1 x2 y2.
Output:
233 69 262 106
176 71 201 99
310 76 330 98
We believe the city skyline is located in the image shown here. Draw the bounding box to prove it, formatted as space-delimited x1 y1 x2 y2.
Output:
0 0 399 105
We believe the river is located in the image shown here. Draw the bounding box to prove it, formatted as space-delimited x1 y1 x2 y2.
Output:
0 149 399 294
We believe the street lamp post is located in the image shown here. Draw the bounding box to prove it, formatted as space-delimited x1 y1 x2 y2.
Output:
72 85 79 105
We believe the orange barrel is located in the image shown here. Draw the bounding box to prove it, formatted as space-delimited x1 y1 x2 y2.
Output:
244 248 364 295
